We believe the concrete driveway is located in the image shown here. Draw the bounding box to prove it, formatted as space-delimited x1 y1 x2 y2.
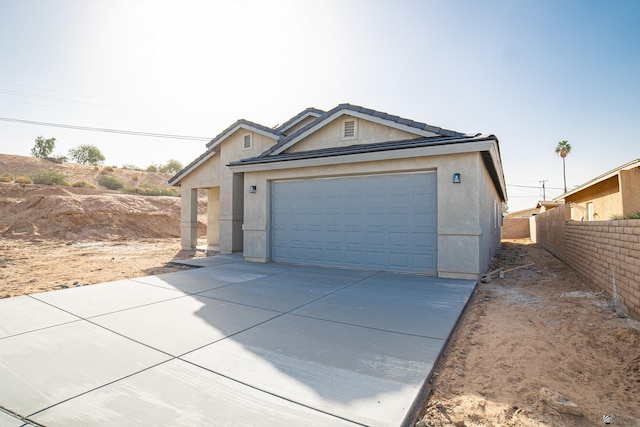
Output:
0 254 476 427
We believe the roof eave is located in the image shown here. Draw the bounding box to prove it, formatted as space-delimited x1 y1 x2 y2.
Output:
555 158 640 200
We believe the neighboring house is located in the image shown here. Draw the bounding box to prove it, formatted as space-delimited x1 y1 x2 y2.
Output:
555 158 640 221
505 201 563 218
170 104 506 280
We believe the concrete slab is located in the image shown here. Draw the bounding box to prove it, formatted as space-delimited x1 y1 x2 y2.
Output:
0 321 169 416
183 314 443 426
0 258 476 426
270 267 375 286
293 272 476 339
0 410 24 427
91 295 280 356
202 261 297 276
0 295 78 339
32 359 358 426
132 269 235 294
30 279 185 318
171 254 243 267
198 275 351 312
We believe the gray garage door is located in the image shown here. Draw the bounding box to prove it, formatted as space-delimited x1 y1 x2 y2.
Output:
270 172 437 273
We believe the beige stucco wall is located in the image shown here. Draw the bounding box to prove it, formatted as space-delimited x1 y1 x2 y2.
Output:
177 129 278 251
478 157 502 274
566 176 621 221
288 116 429 153
620 167 640 216
241 151 491 280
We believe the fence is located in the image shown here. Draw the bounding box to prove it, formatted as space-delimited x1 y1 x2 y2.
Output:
533 206 640 319
502 218 531 239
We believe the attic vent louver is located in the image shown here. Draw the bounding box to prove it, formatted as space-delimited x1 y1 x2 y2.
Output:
341 118 357 140
243 133 252 149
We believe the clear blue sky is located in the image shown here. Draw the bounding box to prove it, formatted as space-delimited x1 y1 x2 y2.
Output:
1 0 638 211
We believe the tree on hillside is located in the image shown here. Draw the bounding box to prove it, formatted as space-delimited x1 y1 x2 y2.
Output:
554 140 572 193
68 144 105 165
160 159 183 174
31 136 56 158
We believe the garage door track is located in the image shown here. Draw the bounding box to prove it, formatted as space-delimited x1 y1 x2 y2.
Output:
0 254 475 426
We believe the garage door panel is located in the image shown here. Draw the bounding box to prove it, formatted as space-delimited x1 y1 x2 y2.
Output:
270 172 437 274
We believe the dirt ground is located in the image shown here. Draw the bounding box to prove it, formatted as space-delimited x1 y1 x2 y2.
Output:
419 239 640 427
0 238 204 298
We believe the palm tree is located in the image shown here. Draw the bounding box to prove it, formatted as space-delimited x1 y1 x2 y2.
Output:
555 140 572 193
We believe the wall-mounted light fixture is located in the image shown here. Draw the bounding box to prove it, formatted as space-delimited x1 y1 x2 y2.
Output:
249 185 257 193
453 173 461 184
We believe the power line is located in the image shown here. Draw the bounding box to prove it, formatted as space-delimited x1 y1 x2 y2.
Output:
0 116 210 141
507 183 565 190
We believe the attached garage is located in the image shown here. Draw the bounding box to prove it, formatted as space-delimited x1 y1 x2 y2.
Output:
270 172 437 274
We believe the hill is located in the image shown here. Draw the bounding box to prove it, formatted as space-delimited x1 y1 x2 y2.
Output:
0 153 205 241
0 153 176 192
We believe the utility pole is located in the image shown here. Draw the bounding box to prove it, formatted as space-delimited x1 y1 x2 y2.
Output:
539 180 548 200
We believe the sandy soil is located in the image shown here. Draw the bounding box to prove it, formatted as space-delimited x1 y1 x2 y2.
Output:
419 240 640 427
0 238 201 298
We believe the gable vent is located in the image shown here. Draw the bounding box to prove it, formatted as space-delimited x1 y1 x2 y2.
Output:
243 133 252 149
341 118 357 140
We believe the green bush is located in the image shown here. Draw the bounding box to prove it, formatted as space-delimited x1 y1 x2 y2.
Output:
125 185 179 197
98 175 124 190
31 169 69 186
71 180 97 189
15 176 32 184
611 211 640 220
0 173 13 183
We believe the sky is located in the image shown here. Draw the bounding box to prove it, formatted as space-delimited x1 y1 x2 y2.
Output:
0 0 639 212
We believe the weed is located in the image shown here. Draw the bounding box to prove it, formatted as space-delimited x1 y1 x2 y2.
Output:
98 175 124 190
30 169 69 186
14 176 32 184
71 180 97 189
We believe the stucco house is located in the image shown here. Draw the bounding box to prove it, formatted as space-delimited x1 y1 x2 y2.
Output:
170 104 506 280
555 158 640 221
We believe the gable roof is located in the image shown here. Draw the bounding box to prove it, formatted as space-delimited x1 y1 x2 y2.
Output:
205 119 280 150
260 103 468 157
275 107 325 134
170 103 504 195
555 158 640 200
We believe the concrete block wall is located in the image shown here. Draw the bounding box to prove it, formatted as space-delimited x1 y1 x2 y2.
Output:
564 220 640 319
502 218 530 239
535 205 571 260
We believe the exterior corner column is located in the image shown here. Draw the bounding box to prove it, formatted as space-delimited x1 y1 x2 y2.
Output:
180 188 198 250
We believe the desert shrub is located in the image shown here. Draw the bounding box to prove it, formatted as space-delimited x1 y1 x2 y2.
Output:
15 176 32 184
628 211 640 220
125 185 179 197
0 173 13 183
98 175 124 190
131 174 139 181
611 211 640 220
613 211 640 220
30 169 69 186
94 165 99 170
103 166 114 172
71 180 97 189
146 164 158 172
122 164 142 171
